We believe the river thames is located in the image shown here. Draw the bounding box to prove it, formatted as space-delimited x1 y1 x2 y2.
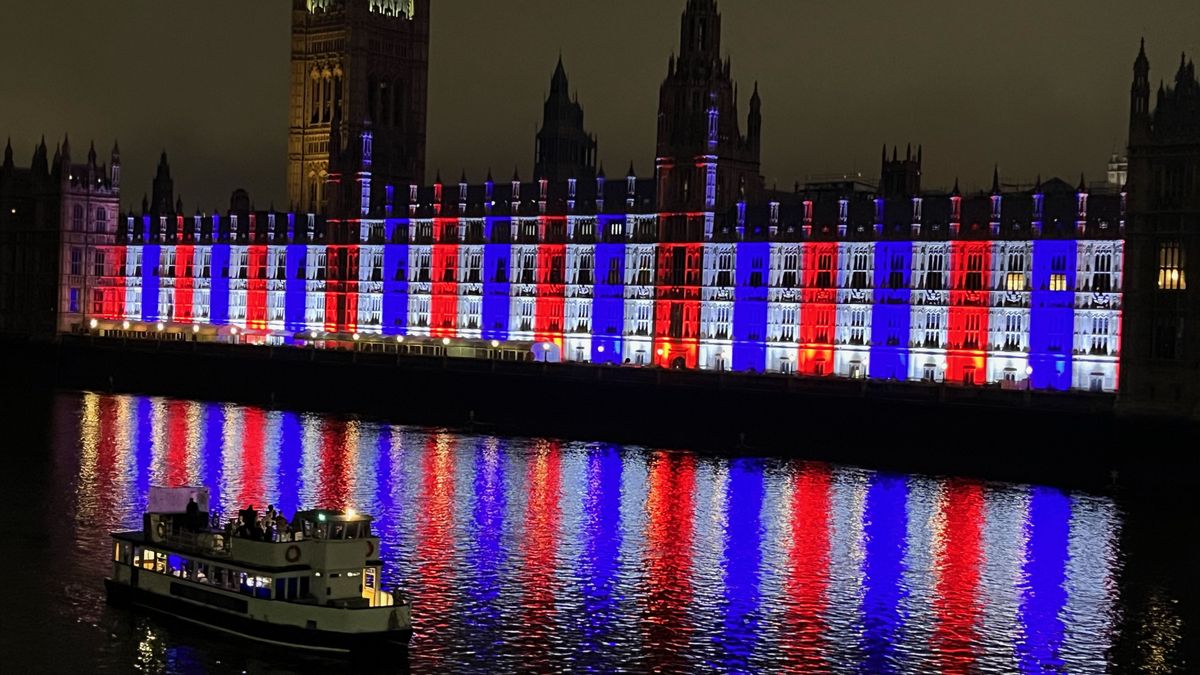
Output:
1 390 1194 673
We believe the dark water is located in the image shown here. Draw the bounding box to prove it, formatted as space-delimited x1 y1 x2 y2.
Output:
1 390 1195 673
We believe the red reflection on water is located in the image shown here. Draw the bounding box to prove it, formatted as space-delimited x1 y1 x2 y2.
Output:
164 400 190 487
415 434 455 661
932 479 984 673
783 462 832 671
316 418 348 509
642 452 695 671
238 407 265 509
517 441 562 660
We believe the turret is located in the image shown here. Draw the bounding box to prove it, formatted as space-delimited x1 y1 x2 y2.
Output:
1130 38 1152 142
2 138 12 172
747 81 762 155
110 141 121 189
152 151 174 216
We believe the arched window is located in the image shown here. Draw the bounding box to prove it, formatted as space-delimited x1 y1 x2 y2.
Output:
96 208 107 228
72 205 84 231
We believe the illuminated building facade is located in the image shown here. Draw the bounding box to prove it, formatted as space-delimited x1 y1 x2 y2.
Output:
287 0 429 215
88 143 1125 392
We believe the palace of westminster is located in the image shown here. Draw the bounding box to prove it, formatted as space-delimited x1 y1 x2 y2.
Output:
0 0 1197 415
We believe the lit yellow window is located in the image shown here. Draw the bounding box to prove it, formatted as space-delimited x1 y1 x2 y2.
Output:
1006 272 1025 292
1158 242 1187 290
1049 274 1067 292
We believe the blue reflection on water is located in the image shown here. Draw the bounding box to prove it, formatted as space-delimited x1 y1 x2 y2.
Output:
465 439 506 661
859 474 910 674
718 458 765 671
1019 486 1070 672
275 411 303 519
576 446 623 671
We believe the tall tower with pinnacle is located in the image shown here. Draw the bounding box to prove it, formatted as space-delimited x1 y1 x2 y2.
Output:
655 0 763 216
533 57 598 182
287 0 429 215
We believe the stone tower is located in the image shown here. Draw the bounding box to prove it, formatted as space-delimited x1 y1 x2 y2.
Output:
1123 42 1200 417
287 0 429 215
534 57 598 183
655 0 762 216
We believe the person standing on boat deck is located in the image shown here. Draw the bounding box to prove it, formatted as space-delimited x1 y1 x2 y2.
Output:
185 497 200 531
275 513 289 541
266 504 277 524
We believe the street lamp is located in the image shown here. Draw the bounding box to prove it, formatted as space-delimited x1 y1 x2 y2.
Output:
442 337 451 346
121 320 130 330
352 332 361 341
88 318 98 330
542 342 552 363
156 322 165 332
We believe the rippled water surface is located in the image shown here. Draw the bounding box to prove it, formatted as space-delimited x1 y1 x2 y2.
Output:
1 391 1194 673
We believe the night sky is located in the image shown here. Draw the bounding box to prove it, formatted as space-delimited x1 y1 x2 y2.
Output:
3 0 1196 211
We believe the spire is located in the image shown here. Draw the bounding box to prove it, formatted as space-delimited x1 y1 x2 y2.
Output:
111 140 120 157
597 162 606 179
991 165 1001 194
952 177 961 197
460 169 467 184
87 141 97 166
486 167 494 183
750 80 761 105
1034 174 1042 191
434 169 442 184
3 138 12 169
512 165 520 182
61 133 71 160
1078 173 1087 192
550 53 569 96
627 161 636 178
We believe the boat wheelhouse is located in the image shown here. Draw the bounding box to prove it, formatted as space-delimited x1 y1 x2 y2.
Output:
105 486 411 655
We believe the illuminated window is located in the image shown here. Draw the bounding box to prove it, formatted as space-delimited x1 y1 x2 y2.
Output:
1158 242 1186 290
924 250 945 290
1049 274 1067 292
1006 272 1025 292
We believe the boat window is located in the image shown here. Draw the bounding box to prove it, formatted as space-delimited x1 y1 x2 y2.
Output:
275 578 286 600
140 549 165 573
167 554 187 578
332 523 345 540
287 577 299 600
364 567 376 590
316 522 329 540
114 541 131 564
299 576 310 598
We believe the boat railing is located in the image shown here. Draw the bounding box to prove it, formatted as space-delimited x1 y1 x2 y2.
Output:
158 526 231 556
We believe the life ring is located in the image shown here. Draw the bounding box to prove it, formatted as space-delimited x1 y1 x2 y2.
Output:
366 539 376 559
156 521 166 539
285 545 302 563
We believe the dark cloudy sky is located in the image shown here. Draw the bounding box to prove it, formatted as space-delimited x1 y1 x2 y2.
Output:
3 0 1196 210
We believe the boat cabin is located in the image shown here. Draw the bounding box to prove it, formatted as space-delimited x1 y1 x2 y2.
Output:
112 487 395 610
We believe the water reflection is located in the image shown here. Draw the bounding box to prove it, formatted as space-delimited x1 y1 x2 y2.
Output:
59 391 1161 673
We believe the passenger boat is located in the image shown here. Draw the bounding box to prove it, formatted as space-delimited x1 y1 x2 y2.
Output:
104 486 412 655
